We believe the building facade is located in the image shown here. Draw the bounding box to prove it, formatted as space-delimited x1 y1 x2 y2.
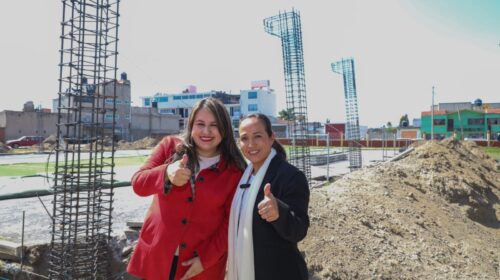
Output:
141 90 241 130
140 81 277 131
129 107 180 140
421 103 500 140
53 73 132 140
239 80 276 118
0 110 59 142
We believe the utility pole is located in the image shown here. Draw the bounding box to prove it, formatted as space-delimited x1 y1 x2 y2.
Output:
431 86 435 141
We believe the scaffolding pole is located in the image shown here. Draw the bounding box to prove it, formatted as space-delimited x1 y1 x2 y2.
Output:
264 9 311 182
50 0 121 279
332 58 362 171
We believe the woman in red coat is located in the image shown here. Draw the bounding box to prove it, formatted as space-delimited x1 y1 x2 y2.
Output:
127 98 245 280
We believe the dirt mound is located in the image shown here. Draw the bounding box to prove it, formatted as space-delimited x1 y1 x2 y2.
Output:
117 137 159 150
301 139 500 279
42 135 57 145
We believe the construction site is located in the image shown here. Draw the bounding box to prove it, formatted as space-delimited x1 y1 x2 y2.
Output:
0 1 499 280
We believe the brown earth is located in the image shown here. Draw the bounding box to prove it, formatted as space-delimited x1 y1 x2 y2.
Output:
117 137 159 150
301 139 500 279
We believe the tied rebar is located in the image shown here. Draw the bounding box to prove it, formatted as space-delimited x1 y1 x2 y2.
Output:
264 9 311 182
50 0 121 279
332 58 362 171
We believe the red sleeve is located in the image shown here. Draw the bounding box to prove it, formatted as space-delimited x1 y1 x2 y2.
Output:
131 136 177 197
196 168 241 268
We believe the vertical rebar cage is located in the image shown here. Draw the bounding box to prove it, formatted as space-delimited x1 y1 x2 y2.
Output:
50 0 120 279
264 9 311 182
332 58 362 171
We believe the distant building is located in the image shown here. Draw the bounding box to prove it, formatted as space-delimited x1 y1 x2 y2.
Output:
0 109 59 143
141 90 240 130
325 123 367 140
397 127 421 139
129 107 180 140
366 128 397 140
421 101 500 140
240 80 276 118
53 73 132 140
140 80 277 132
325 123 345 139
412 118 421 128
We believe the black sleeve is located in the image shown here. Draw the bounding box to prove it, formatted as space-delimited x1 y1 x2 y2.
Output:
270 171 310 243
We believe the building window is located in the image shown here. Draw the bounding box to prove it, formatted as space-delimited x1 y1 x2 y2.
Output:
144 98 151 106
182 95 189 100
248 104 258 112
173 96 182 100
105 98 114 105
232 119 239 128
196 94 203 98
125 114 130 119
248 91 258 99
204 94 211 98
189 95 197 99
155 96 168 102
487 118 500 125
159 109 174 114
467 118 484 125
433 119 445 126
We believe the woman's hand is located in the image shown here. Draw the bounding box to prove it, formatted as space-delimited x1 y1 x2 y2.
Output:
166 154 192 186
257 183 279 222
180 256 204 280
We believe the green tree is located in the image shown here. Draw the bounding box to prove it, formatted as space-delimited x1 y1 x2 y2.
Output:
278 108 295 120
399 114 409 127
385 121 397 133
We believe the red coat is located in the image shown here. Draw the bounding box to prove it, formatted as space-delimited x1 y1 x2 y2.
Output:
127 136 242 280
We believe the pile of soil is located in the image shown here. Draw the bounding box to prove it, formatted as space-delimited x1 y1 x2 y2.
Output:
117 137 159 150
301 139 500 279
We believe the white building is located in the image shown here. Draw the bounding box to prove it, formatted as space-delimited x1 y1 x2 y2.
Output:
239 80 276 117
141 89 240 130
140 81 277 131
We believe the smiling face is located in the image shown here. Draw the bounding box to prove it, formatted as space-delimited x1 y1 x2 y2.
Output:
190 108 222 157
238 117 275 174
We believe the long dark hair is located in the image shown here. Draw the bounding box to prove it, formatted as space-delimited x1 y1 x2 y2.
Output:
177 97 246 172
240 113 287 160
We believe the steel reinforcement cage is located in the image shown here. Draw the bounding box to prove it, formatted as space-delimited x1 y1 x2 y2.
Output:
332 58 362 171
50 0 120 279
264 9 311 182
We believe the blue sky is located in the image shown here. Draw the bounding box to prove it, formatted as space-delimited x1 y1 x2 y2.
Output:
1 0 499 127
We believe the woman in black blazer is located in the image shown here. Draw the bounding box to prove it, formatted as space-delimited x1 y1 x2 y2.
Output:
228 113 310 280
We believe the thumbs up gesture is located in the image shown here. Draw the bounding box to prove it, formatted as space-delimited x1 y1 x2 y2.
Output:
166 154 192 187
257 183 279 222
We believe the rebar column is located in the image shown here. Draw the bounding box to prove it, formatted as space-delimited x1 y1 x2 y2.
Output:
332 58 362 171
264 9 311 182
50 0 120 279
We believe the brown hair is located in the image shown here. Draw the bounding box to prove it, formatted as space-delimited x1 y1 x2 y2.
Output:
240 113 287 160
177 97 246 172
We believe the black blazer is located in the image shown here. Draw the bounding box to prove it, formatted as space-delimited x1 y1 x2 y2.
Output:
252 155 310 280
